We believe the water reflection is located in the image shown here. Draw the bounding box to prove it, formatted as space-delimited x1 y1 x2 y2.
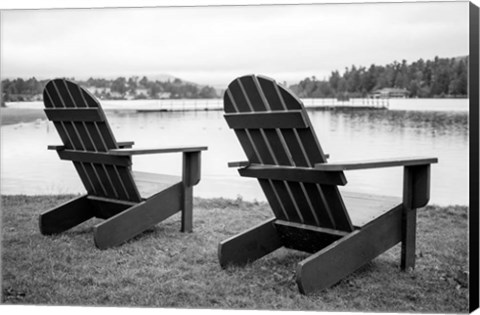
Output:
313 109 468 136
0 107 469 206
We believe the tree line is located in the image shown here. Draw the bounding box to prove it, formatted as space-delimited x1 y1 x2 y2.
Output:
1 55 469 105
86 76 218 99
1 76 218 102
289 56 468 99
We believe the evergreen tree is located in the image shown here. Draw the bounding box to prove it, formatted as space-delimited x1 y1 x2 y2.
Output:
289 56 468 99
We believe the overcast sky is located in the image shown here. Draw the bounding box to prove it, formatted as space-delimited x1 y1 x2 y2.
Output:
0 1 469 86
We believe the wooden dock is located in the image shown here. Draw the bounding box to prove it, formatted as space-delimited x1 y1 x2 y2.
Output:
134 97 389 113
302 97 389 110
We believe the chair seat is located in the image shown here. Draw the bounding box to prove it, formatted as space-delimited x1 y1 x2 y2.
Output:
132 171 182 199
342 191 401 227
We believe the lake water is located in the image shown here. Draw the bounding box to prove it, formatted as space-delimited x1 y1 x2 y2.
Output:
1 98 469 206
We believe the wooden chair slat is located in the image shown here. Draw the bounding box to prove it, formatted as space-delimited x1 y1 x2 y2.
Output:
81 162 107 197
235 130 292 220
302 183 336 228
224 111 308 129
238 165 347 185
67 79 118 150
45 108 105 122
319 185 353 231
44 89 74 150
51 80 92 153
281 129 310 167
52 79 75 108
84 122 107 152
257 180 289 220
286 182 318 226
234 130 260 163
63 122 85 150
262 129 292 165
73 122 96 151
111 165 132 200
94 163 117 198
73 162 96 195
105 166 122 200
278 84 303 110
272 79 351 229
270 180 303 223
103 165 128 200
284 126 339 226
46 85 86 151
247 129 275 165
96 121 119 149
65 80 88 108
224 90 237 113
43 88 54 108
51 122 74 150
257 76 285 111
297 129 328 165
283 128 337 226
234 76 316 225
79 87 100 108
226 79 252 112
238 76 266 110
116 167 142 202
44 81 66 108
65 80 104 151
57 150 131 167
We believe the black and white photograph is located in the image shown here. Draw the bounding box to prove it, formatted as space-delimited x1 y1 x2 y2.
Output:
1 0 478 313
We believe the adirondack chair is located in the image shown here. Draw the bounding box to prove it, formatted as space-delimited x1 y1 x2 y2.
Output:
218 74 438 294
40 78 207 249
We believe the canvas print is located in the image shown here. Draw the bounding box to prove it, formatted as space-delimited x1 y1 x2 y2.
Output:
0 1 476 313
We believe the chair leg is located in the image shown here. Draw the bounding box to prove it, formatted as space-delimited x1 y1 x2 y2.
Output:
296 205 403 294
401 208 417 270
401 165 425 270
218 218 283 268
181 186 193 232
181 151 202 232
39 195 94 235
93 183 183 249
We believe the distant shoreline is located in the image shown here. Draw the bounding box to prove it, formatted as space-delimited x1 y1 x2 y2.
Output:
2 98 469 127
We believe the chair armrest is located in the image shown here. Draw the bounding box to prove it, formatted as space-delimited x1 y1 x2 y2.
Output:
49 143 135 150
117 141 135 148
48 145 65 151
108 145 208 156
228 161 250 168
315 156 438 209
314 156 438 171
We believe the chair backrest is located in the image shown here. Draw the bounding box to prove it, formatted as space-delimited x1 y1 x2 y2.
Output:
224 75 354 232
43 79 142 202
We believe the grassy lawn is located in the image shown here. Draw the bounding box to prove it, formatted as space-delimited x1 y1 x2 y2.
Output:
0 108 46 126
1 195 468 312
